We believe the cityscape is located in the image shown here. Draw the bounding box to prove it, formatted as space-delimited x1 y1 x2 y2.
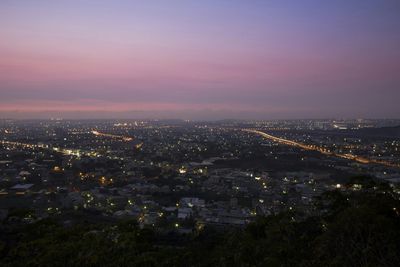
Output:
1 118 400 265
1 1 400 266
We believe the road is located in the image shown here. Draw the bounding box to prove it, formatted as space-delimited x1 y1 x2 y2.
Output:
245 129 399 168
91 130 133 141
0 140 95 157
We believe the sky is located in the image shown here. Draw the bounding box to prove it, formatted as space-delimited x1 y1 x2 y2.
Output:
1 0 400 120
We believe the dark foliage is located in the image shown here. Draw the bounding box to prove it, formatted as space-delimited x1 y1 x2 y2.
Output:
1 179 399 267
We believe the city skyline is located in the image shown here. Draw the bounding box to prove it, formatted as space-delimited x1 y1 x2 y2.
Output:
1 3 400 264
1 0 400 119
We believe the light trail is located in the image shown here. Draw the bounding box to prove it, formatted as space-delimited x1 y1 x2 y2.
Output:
0 140 97 157
245 129 400 168
91 130 133 141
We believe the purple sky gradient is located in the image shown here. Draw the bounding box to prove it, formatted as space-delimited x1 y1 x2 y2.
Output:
1 0 400 119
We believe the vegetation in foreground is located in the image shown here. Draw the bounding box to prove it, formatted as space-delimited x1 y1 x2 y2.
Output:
0 177 399 267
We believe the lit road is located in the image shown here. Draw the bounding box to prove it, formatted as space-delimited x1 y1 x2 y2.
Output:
0 140 96 157
91 130 133 141
245 129 399 168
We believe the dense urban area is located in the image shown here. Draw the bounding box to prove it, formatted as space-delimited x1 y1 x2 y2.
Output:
1 119 400 266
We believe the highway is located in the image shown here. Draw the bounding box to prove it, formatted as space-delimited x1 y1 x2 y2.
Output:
91 130 133 141
1 130 135 158
245 129 399 168
0 140 96 157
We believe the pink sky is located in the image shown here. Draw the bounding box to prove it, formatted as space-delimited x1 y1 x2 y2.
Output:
1 1 400 119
